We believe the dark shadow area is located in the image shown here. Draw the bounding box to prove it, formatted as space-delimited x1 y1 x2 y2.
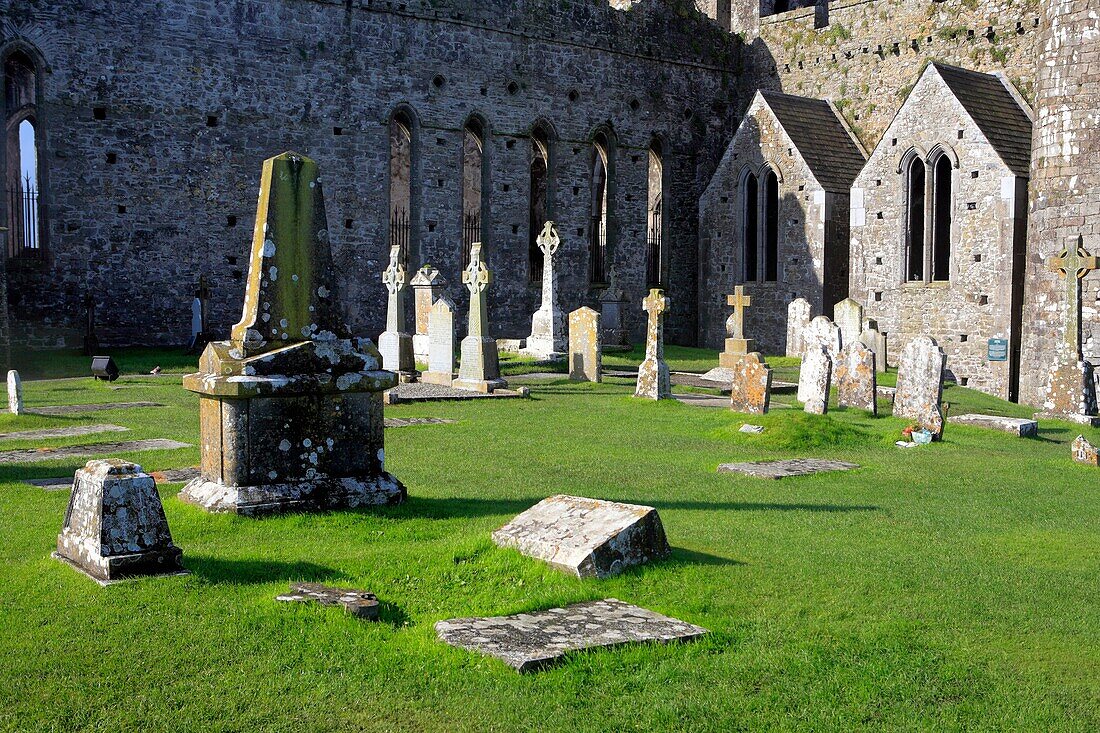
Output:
185 556 345 586
666 547 744 568
377 601 411 628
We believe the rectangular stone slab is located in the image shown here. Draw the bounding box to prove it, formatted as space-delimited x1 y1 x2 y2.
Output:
276 582 379 620
0 439 191 464
0 424 128 441
435 598 708 673
717 459 860 479
492 495 671 579
27 467 200 491
28 402 165 416
949 414 1038 437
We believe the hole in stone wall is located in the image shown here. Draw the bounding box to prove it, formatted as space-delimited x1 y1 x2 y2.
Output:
971 170 979 178
974 254 982 262
961 377 969 386
437 137 446 146
875 257 883 265
891 138 897 146
502 184 510 192
207 115 219 127
427 221 437 232
876 179 882 186
117 205 126 214
874 291 883 302
512 224 519 234
432 75 446 88
333 126 343 136
958 129 964 139
437 178 444 187
106 152 117 164
629 98 640 112
576 227 584 236
227 215 237 227
344 218 353 229
506 140 515 149
480 87 488 96
876 212 884 219
683 107 693 120
573 186 580 196
967 202 977 210
93 107 107 120
720 196 728 204
567 89 579 102
231 269 243 281
507 81 519 95
960 334 968 342
226 256 238 265
979 295 989 305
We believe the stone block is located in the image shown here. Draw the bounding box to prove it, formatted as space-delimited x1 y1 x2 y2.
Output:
835 341 877 414
1072 435 1099 466
717 458 860 479
6 370 21 415
568 306 601 382
949 414 1038 437
729 352 771 415
276 582 379 620
894 336 947 439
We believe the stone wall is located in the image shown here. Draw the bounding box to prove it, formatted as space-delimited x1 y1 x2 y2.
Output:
0 0 740 348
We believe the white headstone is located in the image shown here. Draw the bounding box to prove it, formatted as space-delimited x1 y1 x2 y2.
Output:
6 370 22 415
379 245 414 374
523 222 566 359
798 345 832 415
894 336 947 438
190 298 202 345
833 298 864 347
786 298 812 358
422 297 456 386
804 315 842 362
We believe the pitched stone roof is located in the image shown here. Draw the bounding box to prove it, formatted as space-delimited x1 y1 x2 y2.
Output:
932 62 1033 178
760 91 867 192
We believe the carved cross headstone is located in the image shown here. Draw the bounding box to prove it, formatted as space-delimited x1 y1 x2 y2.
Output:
382 245 409 334
463 242 492 338
1046 236 1099 358
726 286 751 340
454 243 505 392
634 289 671 400
525 221 566 358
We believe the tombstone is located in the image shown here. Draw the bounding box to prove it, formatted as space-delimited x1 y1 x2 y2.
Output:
411 265 446 364
82 293 99 356
422 296 456 386
453 243 507 393
729 352 772 415
786 298 812 358
893 336 948 439
1039 238 1099 425
598 266 629 348
858 320 889 374
833 298 864 347
1072 435 1099 467
188 274 212 354
53 459 185 583
179 152 405 515
276 582 379 620
798 345 832 415
634 289 671 400
378 244 416 379
835 341 877 415
718 285 755 368
804 315 842 361
523 222 566 360
568 306 601 383
492 494 671 579
6 369 21 415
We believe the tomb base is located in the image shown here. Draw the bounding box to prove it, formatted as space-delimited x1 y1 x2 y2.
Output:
452 377 508 394
421 370 455 386
180 474 405 516
718 339 755 368
455 336 506 392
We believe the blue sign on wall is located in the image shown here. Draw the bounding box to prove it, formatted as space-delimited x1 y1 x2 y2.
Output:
988 339 1009 362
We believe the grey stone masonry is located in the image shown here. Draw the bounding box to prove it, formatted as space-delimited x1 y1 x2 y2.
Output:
492 494 671 579
54 459 186 584
276 582 379 621
435 598 708 674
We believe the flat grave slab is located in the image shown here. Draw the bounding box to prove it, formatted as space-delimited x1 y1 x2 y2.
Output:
673 393 730 408
383 417 456 428
26 466 200 491
0 424 129 441
276 582 379 620
493 494 670 579
0 439 191 465
28 402 165 416
435 598 708 673
949 414 1038 437
507 372 569 381
717 458 860 479
384 382 526 405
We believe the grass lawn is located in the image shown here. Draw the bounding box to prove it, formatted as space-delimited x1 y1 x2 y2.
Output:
2 353 1099 731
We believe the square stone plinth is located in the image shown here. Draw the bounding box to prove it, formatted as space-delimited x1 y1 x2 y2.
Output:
718 459 860 479
949 414 1039 437
435 598 708 673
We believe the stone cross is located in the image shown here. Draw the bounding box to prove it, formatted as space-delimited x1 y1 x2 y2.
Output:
643 288 669 358
525 221 566 358
6 369 22 415
1047 236 1099 358
463 242 492 337
726 286 751 339
634 288 671 400
382 245 408 333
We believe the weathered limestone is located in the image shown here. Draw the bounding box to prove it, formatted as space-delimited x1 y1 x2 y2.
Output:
949 414 1038 437
634 289 671 400
436 598 708 673
454 243 507 393
893 336 948 439
6 370 22 415
833 298 864 347
492 494 671 579
1072 435 1099 467
276 582 379 620
421 296 456 386
0 438 190 465
411 265 447 364
729 352 771 415
378 245 415 378
786 298 812 358
179 152 405 515
27 401 164 416
718 459 860 479
805 316 842 361
0 424 128 441
798 345 832 415
598 267 629 349
859 322 889 374
523 222 566 360
718 285 755 367
835 341 877 415
568 306 601 383
53 459 186 583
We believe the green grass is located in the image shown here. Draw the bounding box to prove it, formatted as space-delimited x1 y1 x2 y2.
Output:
2 358 1099 731
13 347 198 380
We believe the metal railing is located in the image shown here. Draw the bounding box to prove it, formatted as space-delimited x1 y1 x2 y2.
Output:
461 211 480 271
646 208 662 287
7 176 42 258
389 207 410 268
589 216 607 284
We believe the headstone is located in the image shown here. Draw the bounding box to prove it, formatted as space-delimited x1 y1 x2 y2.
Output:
893 336 948 439
598 266 629 348
1072 435 1099 466
523 222 566 360
188 274 212 354
833 297 864 346
421 296 456 386
858 321 888 374
835 341 877 415
436 599 708 674
276 582 379 620
804 315 842 361
785 298 812 358
798 344 832 415
568 306 601 382
378 244 415 377
634 289 671 400
729 352 771 415
718 285 755 367
179 152 405 515
411 265 447 364
453 243 507 393
53 459 186 583
949 414 1038 437
6 369 22 415
717 458 859 479
492 494 671 579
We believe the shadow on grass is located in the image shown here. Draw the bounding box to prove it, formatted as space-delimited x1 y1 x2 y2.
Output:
185 555 346 586
667 547 744 568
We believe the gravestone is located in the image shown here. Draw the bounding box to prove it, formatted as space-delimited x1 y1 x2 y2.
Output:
0 438 190 465
276 582 379 620
949 414 1038 437
634 289 671 400
411 265 446 364
422 296 456 386
729 352 771 415
805 315 842 361
188 274 212 354
833 298 864 347
598 266 629 349
492 495 671 579
378 244 416 379
835 341 877 415
179 152 405 515
859 321 889 373
718 458 859 479
53 459 186 583
523 222 566 360
798 345 832 415
6 369 22 415
718 285 754 367
893 336 948 439
786 298 812 358
568 306 601 383
453 243 507 393
1072 435 1099 466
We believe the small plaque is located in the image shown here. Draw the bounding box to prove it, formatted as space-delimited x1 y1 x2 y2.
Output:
987 338 1008 362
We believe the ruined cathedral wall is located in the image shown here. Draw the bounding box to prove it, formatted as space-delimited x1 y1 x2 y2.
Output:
2 0 739 348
